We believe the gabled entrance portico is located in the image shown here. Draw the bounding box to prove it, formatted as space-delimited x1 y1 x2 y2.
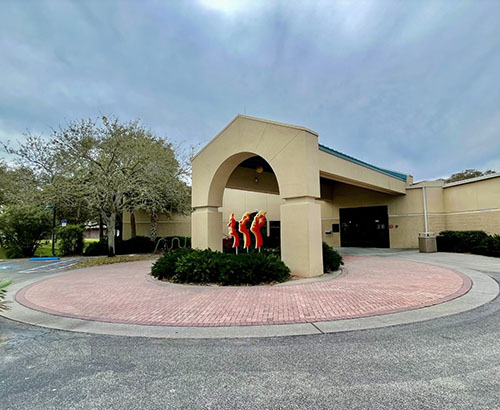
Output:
191 115 324 277
191 115 413 277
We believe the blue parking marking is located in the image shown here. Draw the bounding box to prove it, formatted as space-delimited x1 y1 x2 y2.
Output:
28 257 60 261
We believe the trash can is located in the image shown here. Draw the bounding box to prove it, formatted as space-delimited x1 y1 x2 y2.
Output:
418 232 437 253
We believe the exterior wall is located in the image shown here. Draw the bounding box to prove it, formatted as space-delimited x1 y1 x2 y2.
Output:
221 188 283 235
320 182 429 249
443 177 500 234
122 209 191 240
445 210 500 234
124 175 500 248
319 176 500 248
84 228 100 239
225 182 435 249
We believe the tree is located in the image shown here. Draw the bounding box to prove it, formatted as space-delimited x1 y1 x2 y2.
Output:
51 116 190 255
445 169 496 183
3 116 190 256
1 134 95 224
0 161 8 206
126 141 191 242
0 161 41 207
0 205 52 257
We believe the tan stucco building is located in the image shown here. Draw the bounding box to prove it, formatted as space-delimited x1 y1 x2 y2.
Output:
124 115 500 277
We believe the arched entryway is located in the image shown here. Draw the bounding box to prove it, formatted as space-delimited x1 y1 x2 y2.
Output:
221 154 281 250
191 115 323 277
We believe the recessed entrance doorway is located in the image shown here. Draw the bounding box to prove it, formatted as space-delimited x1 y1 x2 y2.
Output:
339 205 390 248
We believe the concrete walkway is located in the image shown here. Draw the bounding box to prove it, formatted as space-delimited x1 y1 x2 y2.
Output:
1 251 498 338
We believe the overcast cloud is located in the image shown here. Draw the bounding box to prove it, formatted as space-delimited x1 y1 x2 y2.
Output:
1 0 500 180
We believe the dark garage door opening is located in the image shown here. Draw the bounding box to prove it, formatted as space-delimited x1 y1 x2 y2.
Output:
339 205 390 248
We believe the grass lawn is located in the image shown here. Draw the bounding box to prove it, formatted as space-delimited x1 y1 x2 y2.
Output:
70 254 156 270
0 238 100 259
34 240 60 257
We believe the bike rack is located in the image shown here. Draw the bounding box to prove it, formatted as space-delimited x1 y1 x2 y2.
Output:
154 237 189 253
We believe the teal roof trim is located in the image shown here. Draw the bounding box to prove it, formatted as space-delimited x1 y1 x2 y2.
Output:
318 144 408 181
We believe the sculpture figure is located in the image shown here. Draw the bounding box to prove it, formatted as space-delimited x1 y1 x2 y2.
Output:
238 212 252 249
250 210 267 249
227 213 240 248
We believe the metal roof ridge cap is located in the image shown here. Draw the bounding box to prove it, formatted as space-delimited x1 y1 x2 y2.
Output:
318 144 407 181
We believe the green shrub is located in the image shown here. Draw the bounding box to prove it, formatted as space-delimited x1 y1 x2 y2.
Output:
84 239 108 256
151 247 193 280
436 230 500 258
151 248 290 285
437 230 489 253
0 205 52 257
57 225 85 256
0 279 12 312
6 246 23 259
473 235 500 257
323 242 344 272
118 236 155 254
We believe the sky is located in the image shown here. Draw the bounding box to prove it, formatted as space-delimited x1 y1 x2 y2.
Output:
1 0 500 180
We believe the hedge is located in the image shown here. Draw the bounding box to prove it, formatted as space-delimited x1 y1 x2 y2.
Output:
473 235 500 257
436 230 500 257
119 236 155 254
436 230 489 253
151 248 290 285
323 242 344 272
83 240 108 256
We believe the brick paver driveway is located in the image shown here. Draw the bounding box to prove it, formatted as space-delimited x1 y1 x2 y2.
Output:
16 255 470 327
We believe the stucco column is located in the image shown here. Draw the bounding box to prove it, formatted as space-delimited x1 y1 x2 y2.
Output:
191 207 223 251
280 197 323 277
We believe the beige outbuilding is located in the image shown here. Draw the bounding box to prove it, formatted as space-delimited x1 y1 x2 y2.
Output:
124 115 500 278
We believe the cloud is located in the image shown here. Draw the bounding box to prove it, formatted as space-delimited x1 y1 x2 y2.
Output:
0 0 499 180
197 0 264 17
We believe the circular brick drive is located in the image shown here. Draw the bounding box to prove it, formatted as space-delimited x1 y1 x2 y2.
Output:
16 256 471 327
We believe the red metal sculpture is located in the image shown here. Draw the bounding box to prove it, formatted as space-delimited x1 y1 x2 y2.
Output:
250 210 267 249
227 213 240 248
238 211 252 249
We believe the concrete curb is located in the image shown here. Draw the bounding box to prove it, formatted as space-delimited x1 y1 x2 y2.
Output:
1 261 498 339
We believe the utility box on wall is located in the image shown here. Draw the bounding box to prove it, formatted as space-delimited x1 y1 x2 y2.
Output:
418 232 437 253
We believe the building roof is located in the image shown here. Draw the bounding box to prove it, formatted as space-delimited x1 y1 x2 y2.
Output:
195 114 408 183
318 144 408 181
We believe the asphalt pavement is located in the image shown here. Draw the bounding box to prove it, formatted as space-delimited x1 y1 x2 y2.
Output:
1 271 500 409
0 258 81 285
